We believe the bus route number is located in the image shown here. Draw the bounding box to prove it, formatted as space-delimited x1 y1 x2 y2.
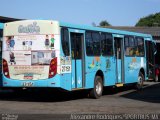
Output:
61 65 71 73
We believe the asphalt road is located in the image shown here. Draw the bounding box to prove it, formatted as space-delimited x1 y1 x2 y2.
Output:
0 82 160 119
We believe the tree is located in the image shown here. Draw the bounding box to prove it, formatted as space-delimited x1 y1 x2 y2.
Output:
135 12 160 27
99 20 111 27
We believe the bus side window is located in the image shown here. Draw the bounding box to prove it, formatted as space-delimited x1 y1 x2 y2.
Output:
92 32 100 56
136 37 144 56
124 37 130 56
85 31 93 56
101 33 113 56
61 28 70 56
125 36 136 56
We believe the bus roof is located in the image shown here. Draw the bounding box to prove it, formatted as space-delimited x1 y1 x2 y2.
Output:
60 22 152 38
4 20 152 38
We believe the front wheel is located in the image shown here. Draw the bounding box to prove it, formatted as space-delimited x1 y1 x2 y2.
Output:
89 76 103 99
136 72 144 90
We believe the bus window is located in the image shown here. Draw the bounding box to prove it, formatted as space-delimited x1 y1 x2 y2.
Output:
136 37 144 56
0 29 2 37
71 33 82 59
85 31 100 56
101 33 113 56
61 28 70 56
92 32 100 56
125 36 136 56
85 31 93 56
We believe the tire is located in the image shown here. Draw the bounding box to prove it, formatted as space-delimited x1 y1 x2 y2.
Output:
89 76 103 99
136 72 144 90
155 75 159 82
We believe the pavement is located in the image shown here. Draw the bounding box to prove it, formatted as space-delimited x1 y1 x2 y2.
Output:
0 81 159 119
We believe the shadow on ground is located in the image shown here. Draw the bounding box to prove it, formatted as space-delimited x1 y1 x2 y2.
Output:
0 88 89 102
120 82 160 103
0 82 159 103
0 86 128 102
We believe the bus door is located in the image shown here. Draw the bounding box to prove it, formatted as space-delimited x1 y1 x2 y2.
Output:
114 36 125 84
145 40 155 80
70 32 85 89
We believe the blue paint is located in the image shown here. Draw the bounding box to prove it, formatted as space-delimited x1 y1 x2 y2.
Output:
71 59 76 88
0 23 4 29
3 74 61 87
60 74 72 91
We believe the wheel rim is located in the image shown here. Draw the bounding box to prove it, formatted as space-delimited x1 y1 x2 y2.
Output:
96 81 102 95
137 75 143 89
155 76 158 82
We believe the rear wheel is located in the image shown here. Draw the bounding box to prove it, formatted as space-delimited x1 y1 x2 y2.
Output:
155 75 159 82
136 72 144 90
89 76 103 99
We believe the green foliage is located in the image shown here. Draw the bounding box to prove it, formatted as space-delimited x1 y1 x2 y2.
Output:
99 20 111 27
136 12 160 27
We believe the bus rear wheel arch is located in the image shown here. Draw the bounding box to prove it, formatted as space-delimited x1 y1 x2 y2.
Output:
89 76 103 99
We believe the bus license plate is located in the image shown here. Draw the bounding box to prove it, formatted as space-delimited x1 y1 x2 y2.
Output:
22 82 34 87
24 73 33 80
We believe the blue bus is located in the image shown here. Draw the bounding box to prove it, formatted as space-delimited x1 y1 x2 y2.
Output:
2 20 156 98
0 22 3 87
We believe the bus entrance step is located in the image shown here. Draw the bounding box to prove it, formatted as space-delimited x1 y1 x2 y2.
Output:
72 88 85 91
116 83 124 87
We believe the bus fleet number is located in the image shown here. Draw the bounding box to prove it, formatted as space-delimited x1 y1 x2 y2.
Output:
61 65 71 73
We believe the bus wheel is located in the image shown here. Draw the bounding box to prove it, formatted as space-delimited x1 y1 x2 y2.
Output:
89 76 103 99
136 72 144 90
155 75 159 82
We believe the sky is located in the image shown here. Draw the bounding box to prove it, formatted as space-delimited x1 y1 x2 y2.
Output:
0 0 160 26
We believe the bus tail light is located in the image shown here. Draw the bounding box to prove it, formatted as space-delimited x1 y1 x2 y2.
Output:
3 59 10 78
49 57 57 78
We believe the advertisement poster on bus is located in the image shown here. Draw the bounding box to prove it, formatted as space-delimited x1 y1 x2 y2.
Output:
3 35 57 80
3 35 56 51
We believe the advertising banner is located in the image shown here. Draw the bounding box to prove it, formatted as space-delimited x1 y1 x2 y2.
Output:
3 35 56 80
